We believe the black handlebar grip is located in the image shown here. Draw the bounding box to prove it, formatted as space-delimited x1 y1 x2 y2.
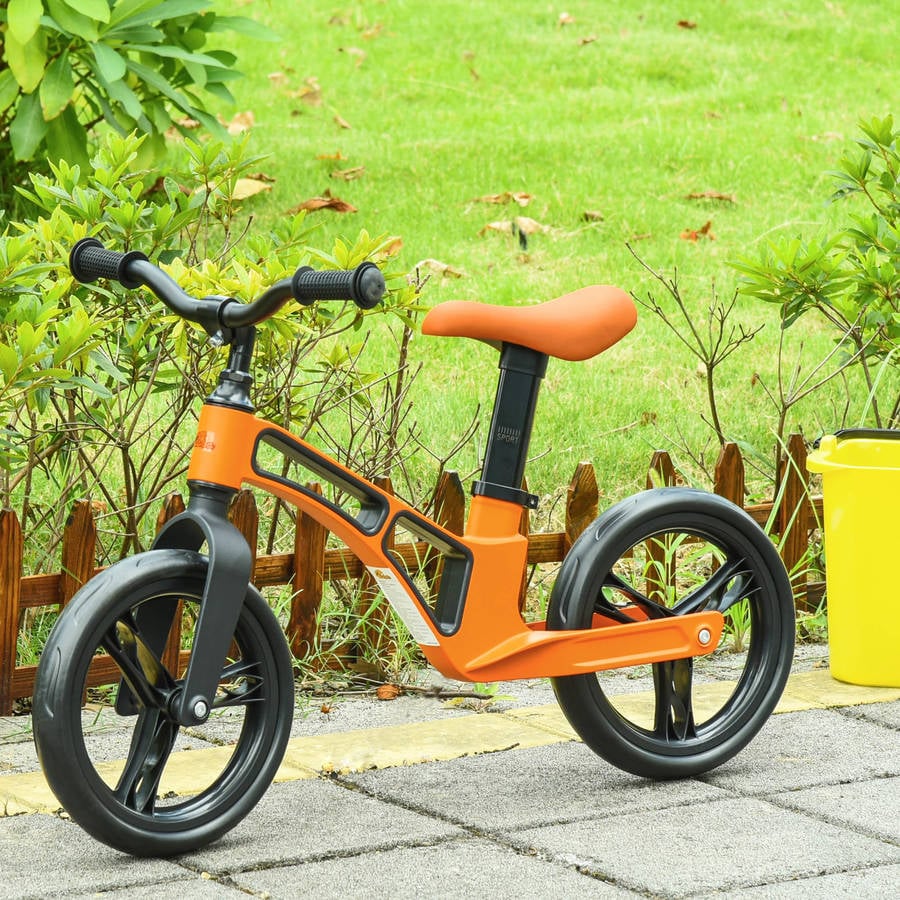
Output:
291 262 385 310
69 238 149 289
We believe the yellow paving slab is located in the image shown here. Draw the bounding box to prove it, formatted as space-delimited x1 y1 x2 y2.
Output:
281 711 572 776
2 666 898 816
782 668 900 708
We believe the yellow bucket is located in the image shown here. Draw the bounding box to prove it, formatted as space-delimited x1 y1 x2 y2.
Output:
808 431 900 687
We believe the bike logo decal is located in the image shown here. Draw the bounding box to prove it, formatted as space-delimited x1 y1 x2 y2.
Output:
194 430 216 451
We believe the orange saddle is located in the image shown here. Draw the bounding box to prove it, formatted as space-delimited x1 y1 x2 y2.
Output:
420 285 637 361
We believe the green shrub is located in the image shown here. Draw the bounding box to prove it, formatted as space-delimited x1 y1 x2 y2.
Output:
734 114 899 427
1 131 420 568
0 0 273 208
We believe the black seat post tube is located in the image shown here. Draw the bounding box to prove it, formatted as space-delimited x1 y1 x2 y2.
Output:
474 343 548 508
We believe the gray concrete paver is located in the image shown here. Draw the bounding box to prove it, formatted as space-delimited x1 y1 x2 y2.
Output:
349 740 731 831
699 707 900 795
510 797 900 898
693 863 900 898
178 779 464 876
233 838 640 899
0 813 186 900
772 775 900 844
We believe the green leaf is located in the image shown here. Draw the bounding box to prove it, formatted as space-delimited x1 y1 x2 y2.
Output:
46 0 100 41
45 107 90 169
4 31 47 94
92 42 128 82
108 0 210 31
7 0 44 44
0 344 20 385
62 0 112 23
40 54 75 120
126 44 227 68
0 70 19 116
209 15 280 42
9 91 48 161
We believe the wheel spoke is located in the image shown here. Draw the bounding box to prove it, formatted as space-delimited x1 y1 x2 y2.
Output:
113 707 179 813
214 660 265 708
652 657 696 741
598 572 673 621
100 613 175 710
671 557 755 616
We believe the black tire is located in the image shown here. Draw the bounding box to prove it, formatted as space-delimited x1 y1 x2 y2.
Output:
548 488 794 779
32 550 294 856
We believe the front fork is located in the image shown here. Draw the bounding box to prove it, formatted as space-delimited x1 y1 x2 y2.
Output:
120 481 254 727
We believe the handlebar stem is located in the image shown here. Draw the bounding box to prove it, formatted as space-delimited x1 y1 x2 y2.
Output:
207 326 257 412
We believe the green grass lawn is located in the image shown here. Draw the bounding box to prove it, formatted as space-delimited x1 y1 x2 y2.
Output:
213 0 897 508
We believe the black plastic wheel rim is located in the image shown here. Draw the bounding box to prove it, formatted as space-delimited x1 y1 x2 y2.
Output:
589 527 775 753
72 589 277 827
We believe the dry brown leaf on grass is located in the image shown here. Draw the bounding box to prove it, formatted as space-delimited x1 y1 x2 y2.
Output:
288 77 324 106
472 191 533 207
680 220 716 241
686 190 736 203
578 35 598 46
412 258 466 279
316 151 347 161
558 12 576 26
339 46 367 67
286 190 358 215
330 165 366 181
479 216 549 237
376 684 401 701
582 210 605 221
231 174 274 200
223 110 255 134
334 114 352 130
677 19 698 29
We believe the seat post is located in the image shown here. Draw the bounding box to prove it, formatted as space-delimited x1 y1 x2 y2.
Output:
474 342 548 509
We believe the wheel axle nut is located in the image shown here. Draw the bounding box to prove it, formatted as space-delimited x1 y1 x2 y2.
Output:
192 698 209 721
697 627 712 646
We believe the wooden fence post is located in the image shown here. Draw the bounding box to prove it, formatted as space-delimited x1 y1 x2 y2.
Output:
290 483 326 661
0 509 23 715
228 489 259 577
565 462 598 553
157 493 186 677
779 433 810 611
647 449 677 490
432 470 465 535
60 500 97 607
715 442 745 507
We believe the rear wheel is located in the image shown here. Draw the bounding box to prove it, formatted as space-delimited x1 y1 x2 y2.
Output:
33 550 294 856
549 489 794 778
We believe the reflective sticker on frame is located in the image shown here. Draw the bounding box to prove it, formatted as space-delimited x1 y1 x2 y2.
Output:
365 566 439 646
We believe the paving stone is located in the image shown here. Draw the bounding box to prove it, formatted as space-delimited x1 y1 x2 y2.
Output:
773 776 900 843
0 813 185 899
234 837 639 899
179 779 463 876
700 708 900 795
694 863 900 898
349 740 730 831
512 797 900 898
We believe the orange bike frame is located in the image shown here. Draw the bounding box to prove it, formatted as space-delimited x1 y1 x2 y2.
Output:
188 403 723 682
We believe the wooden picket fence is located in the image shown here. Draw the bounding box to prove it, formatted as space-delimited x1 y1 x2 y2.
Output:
0 436 822 714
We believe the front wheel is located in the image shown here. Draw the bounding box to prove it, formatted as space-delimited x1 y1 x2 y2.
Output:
32 550 294 856
548 488 794 779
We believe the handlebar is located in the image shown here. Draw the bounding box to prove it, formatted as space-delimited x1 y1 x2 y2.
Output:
68 239 386 334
